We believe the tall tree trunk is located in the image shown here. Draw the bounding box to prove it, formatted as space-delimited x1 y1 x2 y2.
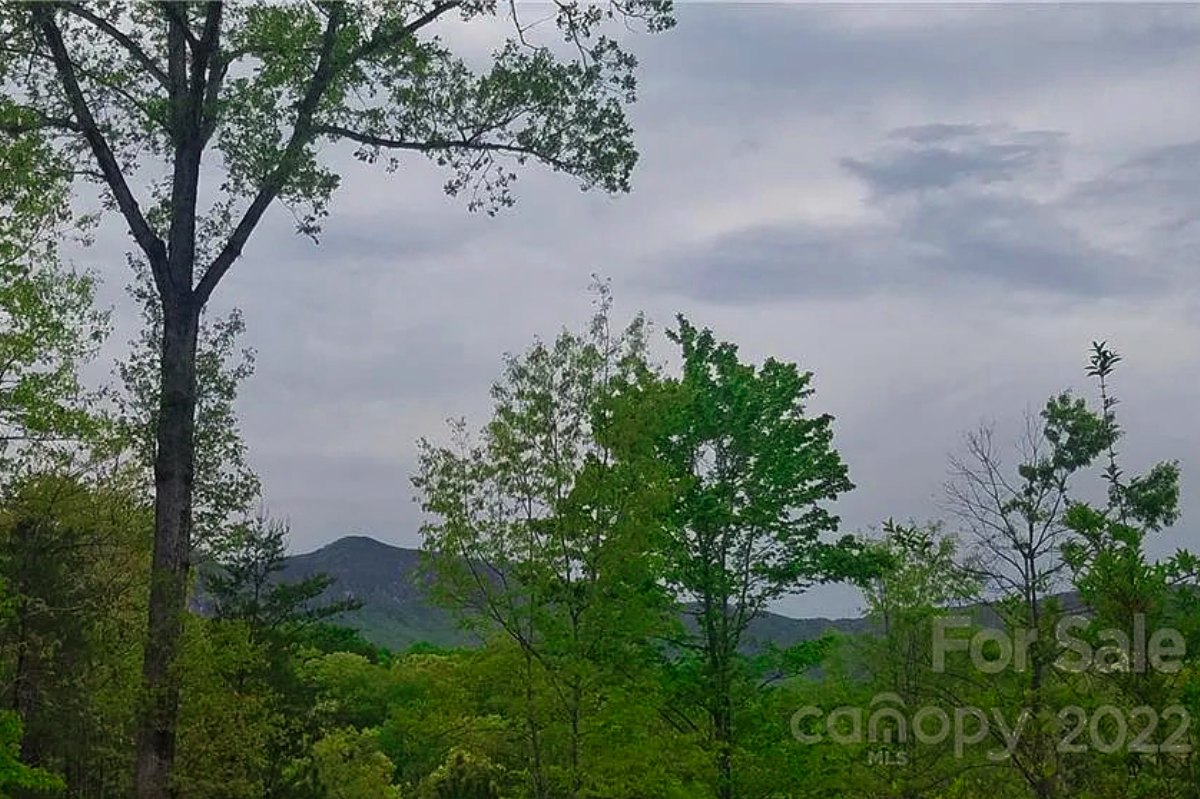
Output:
135 14 204 789
569 679 582 799
713 678 734 799
135 301 200 799
711 589 736 799
706 611 735 799
524 647 547 799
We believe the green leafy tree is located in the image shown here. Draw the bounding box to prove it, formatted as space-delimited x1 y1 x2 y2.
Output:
1062 343 1193 622
415 288 676 798
0 117 132 798
372 650 508 790
0 5 674 794
945 381 1118 799
641 317 871 799
308 728 400 799
173 616 276 799
300 635 708 799
0 711 63 799
0 103 109 472
195 511 361 799
204 510 359 646
933 342 1197 799
1059 343 1199 797
290 623 390 664
417 748 502 799
845 522 1001 799
0 472 151 799
0 260 108 469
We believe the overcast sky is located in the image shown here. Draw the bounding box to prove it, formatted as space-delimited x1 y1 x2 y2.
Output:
83 3 1200 618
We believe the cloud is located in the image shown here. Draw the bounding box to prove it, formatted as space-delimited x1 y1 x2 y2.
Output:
887 123 986 144
645 122 1169 304
1068 141 1200 273
895 192 1133 295
640 221 899 302
646 4 1200 117
842 126 1064 196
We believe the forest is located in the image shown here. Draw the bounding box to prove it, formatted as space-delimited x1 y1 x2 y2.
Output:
0 3 1197 799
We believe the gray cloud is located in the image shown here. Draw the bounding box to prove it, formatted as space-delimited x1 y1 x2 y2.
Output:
1075 140 1200 207
641 222 900 302
888 123 988 144
646 122 1166 303
642 5 1200 118
1071 140 1200 259
842 126 1064 196
898 192 1132 295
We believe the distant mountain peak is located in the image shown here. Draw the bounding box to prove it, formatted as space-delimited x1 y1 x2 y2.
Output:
316 534 409 554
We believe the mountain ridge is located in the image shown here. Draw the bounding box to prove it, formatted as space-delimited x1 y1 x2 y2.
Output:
285 535 870 651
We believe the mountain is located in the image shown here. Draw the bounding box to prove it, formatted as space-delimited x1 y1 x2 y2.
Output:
284 535 868 652
281 535 476 650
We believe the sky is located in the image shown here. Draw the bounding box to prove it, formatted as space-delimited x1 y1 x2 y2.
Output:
82 3 1200 618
